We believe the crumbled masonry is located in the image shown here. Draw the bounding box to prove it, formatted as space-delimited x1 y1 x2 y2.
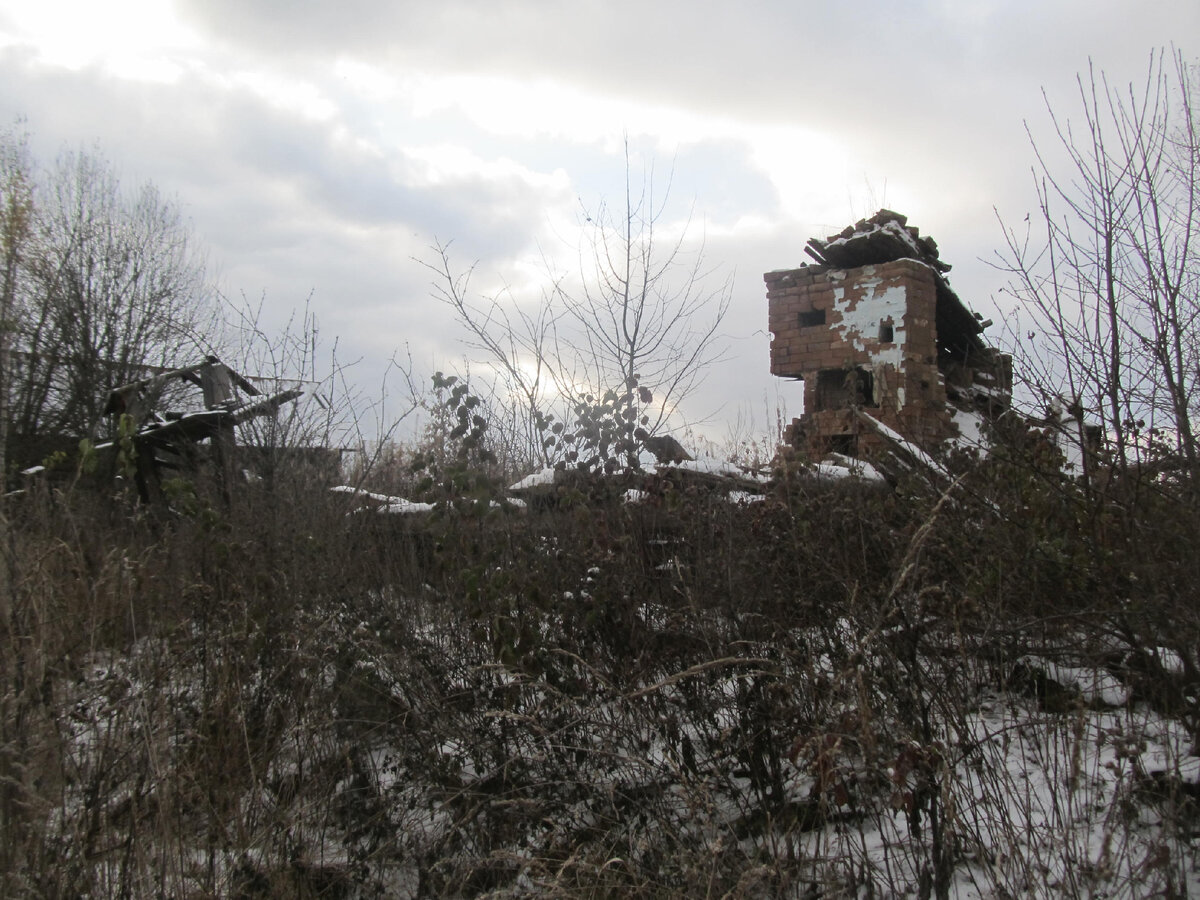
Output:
767 209 1012 463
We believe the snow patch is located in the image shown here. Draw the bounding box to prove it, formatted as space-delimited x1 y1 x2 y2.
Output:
813 454 888 482
949 406 988 451
726 490 765 504
331 485 435 515
674 457 769 481
859 414 951 480
509 467 557 491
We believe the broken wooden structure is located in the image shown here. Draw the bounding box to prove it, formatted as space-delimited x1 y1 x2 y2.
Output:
103 356 303 502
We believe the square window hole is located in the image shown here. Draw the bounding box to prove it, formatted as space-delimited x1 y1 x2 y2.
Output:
798 309 826 327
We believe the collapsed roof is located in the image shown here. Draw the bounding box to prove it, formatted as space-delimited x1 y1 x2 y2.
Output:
106 357 303 502
803 209 988 361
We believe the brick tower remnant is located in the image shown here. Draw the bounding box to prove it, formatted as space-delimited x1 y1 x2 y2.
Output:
766 210 1011 460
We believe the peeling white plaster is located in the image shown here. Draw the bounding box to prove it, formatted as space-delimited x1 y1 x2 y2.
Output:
830 273 908 409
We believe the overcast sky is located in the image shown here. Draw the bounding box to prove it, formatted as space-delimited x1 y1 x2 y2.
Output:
0 0 1195 450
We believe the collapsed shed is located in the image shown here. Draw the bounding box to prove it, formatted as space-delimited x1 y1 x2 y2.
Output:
102 356 303 502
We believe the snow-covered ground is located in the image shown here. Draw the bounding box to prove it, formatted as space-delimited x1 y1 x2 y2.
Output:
49 599 1200 898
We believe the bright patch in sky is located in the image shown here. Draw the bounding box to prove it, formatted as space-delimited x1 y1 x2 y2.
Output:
228 69 339 122
400 71 860 232
1 0 201 79
405 143 569 192
406 74 658 147
332 58 399 103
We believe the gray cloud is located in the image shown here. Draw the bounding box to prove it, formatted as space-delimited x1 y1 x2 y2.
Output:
1 1 1195 442
0 51 559 390
174 1 1196 128
172 0 1194 285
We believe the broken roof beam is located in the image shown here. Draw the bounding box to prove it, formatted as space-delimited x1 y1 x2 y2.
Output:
127 389 304 448
934 285 988 358
230 388 305 425
804 239 828 266
104 362 205 417
104 356 261 418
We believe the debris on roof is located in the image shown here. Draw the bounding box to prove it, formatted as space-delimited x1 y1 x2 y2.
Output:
804 209 950 273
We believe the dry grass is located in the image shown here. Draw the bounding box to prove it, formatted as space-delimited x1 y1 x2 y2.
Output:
2 450 1198 898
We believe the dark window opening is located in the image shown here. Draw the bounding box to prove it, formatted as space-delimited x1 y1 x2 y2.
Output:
825 433 858 456
798 309 826 327
879 321 894 342
815 367 877 411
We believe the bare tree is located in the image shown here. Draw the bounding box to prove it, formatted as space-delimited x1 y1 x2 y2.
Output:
0 126 34 481
427 148 730 471
558 149 730 437
423 244 563 472
995 49 1199 484
9 146 212 453
218 291 420 488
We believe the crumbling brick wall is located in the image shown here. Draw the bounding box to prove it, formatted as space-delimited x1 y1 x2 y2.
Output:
766 258 953 458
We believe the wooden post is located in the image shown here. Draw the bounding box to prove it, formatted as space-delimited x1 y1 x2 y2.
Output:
211 418 236 503
200 360 235 409
200 362 236 502
133 444 162 505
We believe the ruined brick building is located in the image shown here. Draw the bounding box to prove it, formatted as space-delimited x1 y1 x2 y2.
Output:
767 210 1012 460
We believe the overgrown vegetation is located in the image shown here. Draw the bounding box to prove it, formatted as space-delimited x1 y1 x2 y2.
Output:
2 55 1200 898
2 423 1200 897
